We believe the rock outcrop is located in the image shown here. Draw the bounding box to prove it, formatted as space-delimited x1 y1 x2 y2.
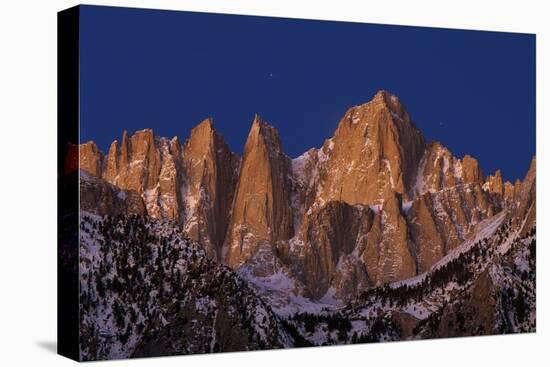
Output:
95 129 184 221
225 115 294 268
79 141 102 177
408 183 499 272
312 90 426 207
483 169 504 196
513 156 536 235
300 201 374 298
182 118 240 260
360 190 416 285
413 142 483 196
288 91 498 294
78 122 240 261
79 170 146 217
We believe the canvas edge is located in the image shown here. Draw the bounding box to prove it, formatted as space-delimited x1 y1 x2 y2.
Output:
57 5 81 362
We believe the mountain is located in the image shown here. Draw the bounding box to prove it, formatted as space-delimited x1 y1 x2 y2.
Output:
77 90 535 356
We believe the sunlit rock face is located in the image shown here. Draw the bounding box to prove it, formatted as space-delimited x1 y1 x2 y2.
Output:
182 118 240 260
311 90 426 207
225 115 294 268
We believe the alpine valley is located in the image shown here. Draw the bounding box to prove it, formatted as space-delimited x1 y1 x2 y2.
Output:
76 90 536 360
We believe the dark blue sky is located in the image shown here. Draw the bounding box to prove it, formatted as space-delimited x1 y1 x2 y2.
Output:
79 5 535 182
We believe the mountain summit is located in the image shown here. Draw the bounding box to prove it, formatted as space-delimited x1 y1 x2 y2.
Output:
79 90 535 303
225 114 294 267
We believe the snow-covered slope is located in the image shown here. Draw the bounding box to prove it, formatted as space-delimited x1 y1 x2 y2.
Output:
237 244 340 317
79 212 292 360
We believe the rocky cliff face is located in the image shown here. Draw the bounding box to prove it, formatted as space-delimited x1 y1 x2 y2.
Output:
407 183 499 273
512 156 536 236
361 189 417 285
311 90 426 207
91 128 184 221
80 142 103 177
299 201 374 299
279 91 426 298
225 115 294 268
413 141 483 196
78 122 240 261
79 170 146 217
79 90 534 305
281 91 504 298
484 169 504 196
182 118 240 260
